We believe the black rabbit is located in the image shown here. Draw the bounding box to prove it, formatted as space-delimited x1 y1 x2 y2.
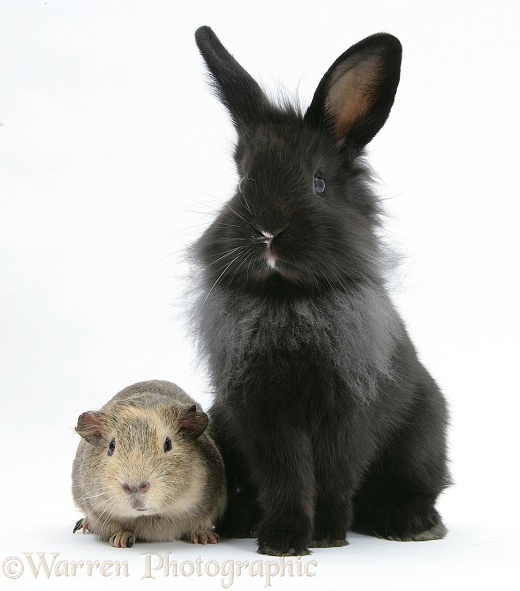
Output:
189 26 450 556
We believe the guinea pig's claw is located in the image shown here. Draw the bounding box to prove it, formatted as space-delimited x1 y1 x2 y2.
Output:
72 518 90 534
109 531 136 548
190 530 220 544
73 518 83 534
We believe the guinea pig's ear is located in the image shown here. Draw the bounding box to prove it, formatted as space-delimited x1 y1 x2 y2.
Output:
175 404 208 440
195 26 269 133
304 33 402 152
76 411 106 446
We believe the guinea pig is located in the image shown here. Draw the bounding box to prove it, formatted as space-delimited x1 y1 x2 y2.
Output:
71 380 226 548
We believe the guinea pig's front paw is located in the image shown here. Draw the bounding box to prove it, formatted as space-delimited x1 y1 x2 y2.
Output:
109 531 136 548
187 530 220 544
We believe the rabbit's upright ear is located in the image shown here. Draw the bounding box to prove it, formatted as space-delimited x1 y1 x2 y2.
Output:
195 26 268 132
305 34 402 151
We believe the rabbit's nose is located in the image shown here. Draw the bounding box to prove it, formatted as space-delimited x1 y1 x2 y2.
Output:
259 225 289 240
261 230 274 245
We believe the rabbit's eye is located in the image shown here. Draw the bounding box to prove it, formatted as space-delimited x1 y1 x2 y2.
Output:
313 173 325 196
107 438 116 456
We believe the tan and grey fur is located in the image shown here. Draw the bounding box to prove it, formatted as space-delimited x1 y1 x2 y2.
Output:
72 380 226 548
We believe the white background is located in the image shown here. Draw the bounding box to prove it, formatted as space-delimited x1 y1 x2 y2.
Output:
1 1 519 589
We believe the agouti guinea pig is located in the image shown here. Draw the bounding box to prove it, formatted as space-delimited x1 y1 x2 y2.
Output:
71 380 226 548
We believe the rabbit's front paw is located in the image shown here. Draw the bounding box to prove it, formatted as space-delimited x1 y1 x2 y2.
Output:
309 538 349 548
257 531 311 556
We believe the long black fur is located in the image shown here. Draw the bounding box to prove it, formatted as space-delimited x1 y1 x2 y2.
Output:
189 26 450 556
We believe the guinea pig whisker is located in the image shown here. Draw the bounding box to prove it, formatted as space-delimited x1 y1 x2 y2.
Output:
97 498 126 538
78 503 115 538
85 492 120 519
73 492 109 505
83 496 120 529
77 492 112 515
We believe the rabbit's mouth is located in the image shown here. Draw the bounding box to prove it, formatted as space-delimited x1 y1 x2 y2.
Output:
259 231 277 270
250 228 310 284
260 254 301 283
256 227 291 273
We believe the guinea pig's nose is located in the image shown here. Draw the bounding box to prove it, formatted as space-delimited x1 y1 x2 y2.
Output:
122 481 150 494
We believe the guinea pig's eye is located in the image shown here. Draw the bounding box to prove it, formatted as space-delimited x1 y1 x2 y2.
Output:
163 437 172 453
313 172 325 196
107 438 116 457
